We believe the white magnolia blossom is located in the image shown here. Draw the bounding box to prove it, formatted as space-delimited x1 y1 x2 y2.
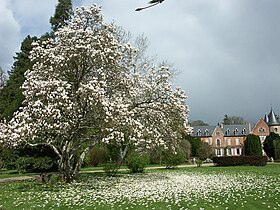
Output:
0 5 191 181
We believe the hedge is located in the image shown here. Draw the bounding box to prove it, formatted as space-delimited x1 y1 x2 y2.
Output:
213 156 267 166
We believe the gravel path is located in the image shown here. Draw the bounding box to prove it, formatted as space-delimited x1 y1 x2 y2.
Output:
0 176 35 183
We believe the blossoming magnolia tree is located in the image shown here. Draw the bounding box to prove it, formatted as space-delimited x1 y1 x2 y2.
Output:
0 5 191 182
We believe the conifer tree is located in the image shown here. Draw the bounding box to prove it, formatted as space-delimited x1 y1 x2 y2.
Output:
50 0 72 31
0 36 36 121
244 134 262 156
264 132 280 159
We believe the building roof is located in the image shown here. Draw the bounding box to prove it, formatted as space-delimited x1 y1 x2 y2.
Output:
265 108 280 126
221 124 250 136
192 126 216 137
192 124 250 137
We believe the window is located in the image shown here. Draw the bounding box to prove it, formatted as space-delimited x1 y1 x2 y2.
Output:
204 129 209 136
242 128 246 135
216 149 221 156
227 139 232 146
259 127 266 133
228 148 232 156
275 127 278 132
216 139 221 147
225 129 230 135
234 128 238 135
197 129 202 136
236 148 240 155
235 138 240 145
216 131 220 136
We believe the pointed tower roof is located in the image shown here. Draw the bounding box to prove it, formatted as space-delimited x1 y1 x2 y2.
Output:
267 108 280 126
264 113 269 124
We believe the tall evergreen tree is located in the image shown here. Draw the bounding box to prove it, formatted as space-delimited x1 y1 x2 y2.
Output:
50 0 72 31
264 132 280 159
185 135 202 157
244 134 262 156
0 36 37 121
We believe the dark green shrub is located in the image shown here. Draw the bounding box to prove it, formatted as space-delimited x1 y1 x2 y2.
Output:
33 156 53 172
18 145 59 170
213 156 267 166
16 157 35 173
126 152 149 173
0 147 19 170
163 148 185 169
16 156 53 173
244 134 262 156
263 132 280 159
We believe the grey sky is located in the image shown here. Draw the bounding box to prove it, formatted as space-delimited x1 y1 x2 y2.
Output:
1 0 280 125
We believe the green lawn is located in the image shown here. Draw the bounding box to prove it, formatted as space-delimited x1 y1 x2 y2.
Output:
0 163 279 209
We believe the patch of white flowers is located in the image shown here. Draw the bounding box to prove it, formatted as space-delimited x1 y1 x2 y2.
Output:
1 171 279 209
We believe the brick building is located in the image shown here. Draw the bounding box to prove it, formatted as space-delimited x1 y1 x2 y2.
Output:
192 108 279 157
192 124 250 157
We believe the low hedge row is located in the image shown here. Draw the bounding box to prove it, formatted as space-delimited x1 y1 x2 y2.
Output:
213 156 267 166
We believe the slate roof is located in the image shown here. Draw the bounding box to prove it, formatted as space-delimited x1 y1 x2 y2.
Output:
192 126 216 137
221 124 250 136
192 124 250 137
265 108 280 126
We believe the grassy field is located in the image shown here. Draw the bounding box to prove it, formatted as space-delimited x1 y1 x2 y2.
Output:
0 163 279 209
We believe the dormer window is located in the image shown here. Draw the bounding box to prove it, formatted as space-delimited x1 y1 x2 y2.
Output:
197 129 202 136
242 128 246 135
234 128 238 135
225 129 230 135
204 129 209 136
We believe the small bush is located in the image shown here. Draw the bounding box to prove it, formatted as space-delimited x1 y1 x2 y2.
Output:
213 156 267 166
126 152 149 173
163 148 185 169
103 163 119 176
196 159 203 167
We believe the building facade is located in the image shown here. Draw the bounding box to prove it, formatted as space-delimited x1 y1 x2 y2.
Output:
192 124 250 157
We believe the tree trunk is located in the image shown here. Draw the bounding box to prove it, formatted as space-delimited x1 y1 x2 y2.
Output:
59 145 93 182
59 151 73 183
117 145 129 166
